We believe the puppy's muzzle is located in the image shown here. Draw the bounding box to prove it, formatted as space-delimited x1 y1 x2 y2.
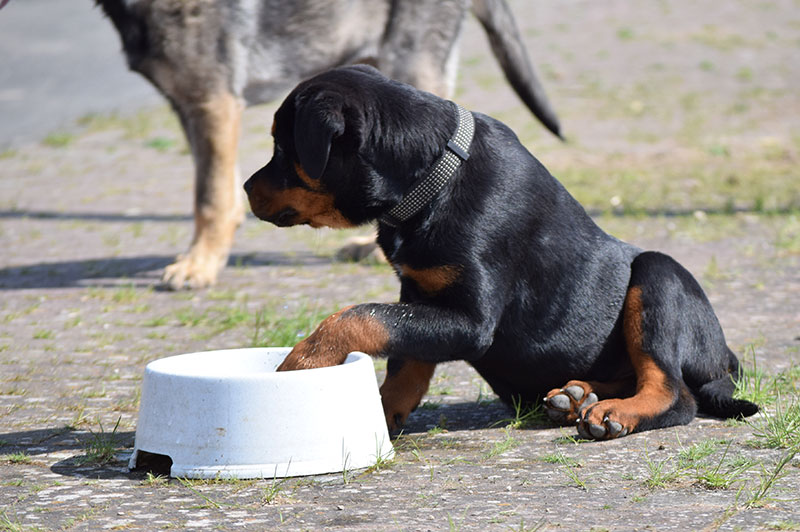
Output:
268 207 300 227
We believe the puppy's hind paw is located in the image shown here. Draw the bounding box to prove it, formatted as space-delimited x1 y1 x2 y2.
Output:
544 382 598 425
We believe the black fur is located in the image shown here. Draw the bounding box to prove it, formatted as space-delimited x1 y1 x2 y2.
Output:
244 66 758 438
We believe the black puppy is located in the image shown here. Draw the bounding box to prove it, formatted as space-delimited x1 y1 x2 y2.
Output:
244 65 757 439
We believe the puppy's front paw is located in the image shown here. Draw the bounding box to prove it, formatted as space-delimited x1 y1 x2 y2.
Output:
381 395 417 433
276 341 347 372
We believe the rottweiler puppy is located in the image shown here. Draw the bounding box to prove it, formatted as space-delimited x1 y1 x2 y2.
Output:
244 65 758 440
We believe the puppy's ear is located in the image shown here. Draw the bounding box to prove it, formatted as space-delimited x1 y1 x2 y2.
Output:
294 91 345 181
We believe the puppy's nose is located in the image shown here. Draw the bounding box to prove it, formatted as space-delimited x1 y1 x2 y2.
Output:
243 177 255 196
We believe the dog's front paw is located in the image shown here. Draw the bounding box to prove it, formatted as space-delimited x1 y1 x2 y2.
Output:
380 394 417 433
276 340 348 372
544 381 598 425
162 249 227 290
379 360 437 432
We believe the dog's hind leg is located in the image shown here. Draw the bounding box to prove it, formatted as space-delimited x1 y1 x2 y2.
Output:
574 252 716 440
163 91 245 289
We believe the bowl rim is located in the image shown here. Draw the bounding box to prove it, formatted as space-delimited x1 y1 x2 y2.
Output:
144 347 369 381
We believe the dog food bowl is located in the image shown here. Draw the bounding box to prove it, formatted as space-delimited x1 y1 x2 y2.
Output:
128 347 393 479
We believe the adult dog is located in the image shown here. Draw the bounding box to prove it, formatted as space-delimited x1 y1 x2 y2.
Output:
243 66 757 439
97 0 561 289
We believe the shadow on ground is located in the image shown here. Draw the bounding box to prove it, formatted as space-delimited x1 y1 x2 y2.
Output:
0 252 331 289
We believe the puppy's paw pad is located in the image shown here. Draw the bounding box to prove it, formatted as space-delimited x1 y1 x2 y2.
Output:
577 413 630 440
544 384 597 424
547 394 572 412
564 385 585 401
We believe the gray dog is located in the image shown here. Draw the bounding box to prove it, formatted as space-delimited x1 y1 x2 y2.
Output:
97 0 561 289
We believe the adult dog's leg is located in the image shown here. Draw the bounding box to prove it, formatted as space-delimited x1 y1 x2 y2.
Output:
163 91 245 289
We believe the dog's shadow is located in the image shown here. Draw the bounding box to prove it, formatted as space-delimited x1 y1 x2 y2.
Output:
395 400 521 435
0 252 331 290
0 426 140 480
1 402 526 481
0 209 335 290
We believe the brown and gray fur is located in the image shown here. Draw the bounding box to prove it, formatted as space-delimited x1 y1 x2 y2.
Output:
97 0 561 289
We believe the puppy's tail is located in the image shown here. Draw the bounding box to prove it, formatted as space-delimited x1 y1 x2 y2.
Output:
695 349 759 419
471 0 563 139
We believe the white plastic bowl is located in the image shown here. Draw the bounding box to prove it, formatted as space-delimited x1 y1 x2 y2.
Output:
128 347 393 479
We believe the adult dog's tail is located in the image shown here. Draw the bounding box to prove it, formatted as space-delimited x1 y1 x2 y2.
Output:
471 0 563 139
695 349 759 419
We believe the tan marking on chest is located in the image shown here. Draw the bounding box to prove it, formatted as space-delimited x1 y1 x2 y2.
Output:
398 264 461 295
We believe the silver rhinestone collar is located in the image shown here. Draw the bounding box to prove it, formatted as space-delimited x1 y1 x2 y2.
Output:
379 102 475 228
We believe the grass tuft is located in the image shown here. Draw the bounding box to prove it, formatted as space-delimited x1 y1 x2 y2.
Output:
76 417 122 466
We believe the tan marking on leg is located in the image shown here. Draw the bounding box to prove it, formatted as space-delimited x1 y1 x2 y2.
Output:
398 264 461 296
380 360 437 430
278 306 389 371
580 286 676 438
163 91 245 289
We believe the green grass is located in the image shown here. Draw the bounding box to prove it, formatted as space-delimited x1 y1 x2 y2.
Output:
2 452 32 465
41 132 75 148
616 27 635 41
144 136 177 152
141 472 169 487
692 442 751 490
76 106 181 141
677 438 725 467
0 511 27 532
261 477 288 504
642 448 683 489
742 446 799 508
541 452 581 468
76 417 122 466
111 284 142 304
250 303 337 347
484 429 519 459
562 460 588 491
177 477 226 509
506 518 546 532
546 138 800 216
747 398 800 450
32 330 54 340
495 396 548 429
764 521 800 531
734 351 800 407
